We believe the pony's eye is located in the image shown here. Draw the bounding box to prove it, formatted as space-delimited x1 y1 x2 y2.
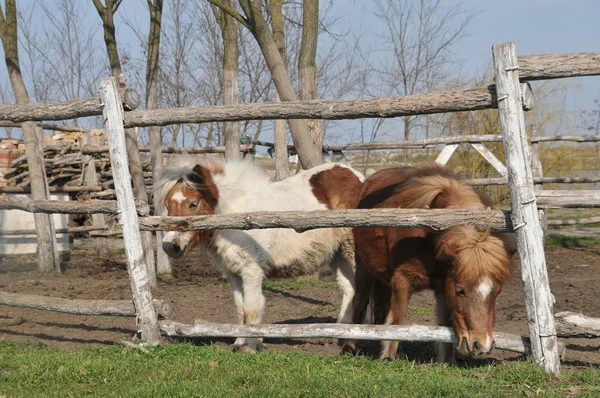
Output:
456 287 467 297
189 201 199 210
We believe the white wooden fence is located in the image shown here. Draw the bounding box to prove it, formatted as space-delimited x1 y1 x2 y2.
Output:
0 42 599 374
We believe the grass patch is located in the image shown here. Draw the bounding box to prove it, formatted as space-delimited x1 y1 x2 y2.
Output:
545 235 600 248
0 341 598 397
263 278 338 289
407 306 436 316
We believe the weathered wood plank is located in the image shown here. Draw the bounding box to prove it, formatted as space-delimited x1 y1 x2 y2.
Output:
555 311 600 338
470 143 507 177
123 85 525 127
0 196 148 215
0 291 171 318
98 77 160 344
0 89 139 123
0 186 103 193
547 216 600 226
138 208 514 233
434 144 459 165
493 42 561 374
536 190 600 208
518 53 600 81
159 321 567 356
0 225 107 236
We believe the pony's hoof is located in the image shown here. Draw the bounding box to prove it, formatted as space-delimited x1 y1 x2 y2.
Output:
238 345 259 354
340 344 357 356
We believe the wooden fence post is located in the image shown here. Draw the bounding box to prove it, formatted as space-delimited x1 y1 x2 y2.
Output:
81 131 109 259
98 77 160 344
492 42 560 374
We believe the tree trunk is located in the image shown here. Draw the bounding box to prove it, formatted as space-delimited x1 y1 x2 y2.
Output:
0 0 60 272
270 0 289 180
146 0 171 276
93 0 156 286
219 0 241 161
298 0 322 151
237 0 322 169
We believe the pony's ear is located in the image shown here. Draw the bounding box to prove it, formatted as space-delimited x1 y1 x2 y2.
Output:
436 233 460 260
189 164 209 188
499 232 518 257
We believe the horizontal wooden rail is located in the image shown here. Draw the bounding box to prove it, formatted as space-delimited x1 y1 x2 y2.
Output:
0 87 138 123
0 185 103 194
0 291 171 317
536 190 600 208
139 208 514 233
518 53 600 81
0 196 149 215
159 321 566 355
547 216 600 226
124 84 533 127
0 225 107 236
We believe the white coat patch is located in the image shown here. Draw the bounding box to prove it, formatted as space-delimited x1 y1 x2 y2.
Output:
476 278 493 299
171 190 186 204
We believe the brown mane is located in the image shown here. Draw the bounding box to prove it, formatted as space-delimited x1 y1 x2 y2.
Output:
382 163 511 283
391 163 491 210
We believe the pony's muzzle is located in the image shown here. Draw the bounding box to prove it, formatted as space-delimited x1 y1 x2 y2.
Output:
163 241 184 258
468 337 495 357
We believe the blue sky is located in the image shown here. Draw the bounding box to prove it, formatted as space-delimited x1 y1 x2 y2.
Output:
1 0 598 141
339 0 599 115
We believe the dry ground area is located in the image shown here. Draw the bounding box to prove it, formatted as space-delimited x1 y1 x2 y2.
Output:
0 238 599 369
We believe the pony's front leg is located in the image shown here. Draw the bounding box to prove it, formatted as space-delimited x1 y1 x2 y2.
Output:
239 265 265 353
330 251 356 325
341 257 373 355
225 272 247 351
435 291 455 363
380 275 410 361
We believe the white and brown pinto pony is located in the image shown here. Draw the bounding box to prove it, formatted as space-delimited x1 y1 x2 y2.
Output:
155 156 364 353
342 163 515 362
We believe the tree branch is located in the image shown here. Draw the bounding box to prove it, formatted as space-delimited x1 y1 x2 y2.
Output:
113 0 123 13
91 0 105 18
206 0 250 30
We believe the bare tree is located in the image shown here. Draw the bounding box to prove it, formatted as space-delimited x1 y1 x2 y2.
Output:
144 0 172 276
270 0 289 179
372 0 474 145
299 0 321 147
0 0 60 272
214 0 241 160
17 0 105 122
92 0 157 286
210 0 323 169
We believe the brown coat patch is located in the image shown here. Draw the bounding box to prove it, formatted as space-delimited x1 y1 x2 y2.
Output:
309 165 363 210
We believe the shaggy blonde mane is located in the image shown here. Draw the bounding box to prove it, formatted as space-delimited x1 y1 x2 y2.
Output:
436 226 512 284
392 163 511 284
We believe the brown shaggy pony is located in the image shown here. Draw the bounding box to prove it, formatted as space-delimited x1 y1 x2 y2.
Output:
342 163 515 362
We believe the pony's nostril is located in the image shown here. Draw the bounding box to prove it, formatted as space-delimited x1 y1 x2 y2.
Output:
472 340 481 353
163 241 184 258
490 340 496 353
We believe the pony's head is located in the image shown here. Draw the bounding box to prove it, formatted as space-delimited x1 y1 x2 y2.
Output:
436 226 514 357
154 156 224 258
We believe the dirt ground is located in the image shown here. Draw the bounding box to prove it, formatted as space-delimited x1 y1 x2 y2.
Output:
0 238 599 368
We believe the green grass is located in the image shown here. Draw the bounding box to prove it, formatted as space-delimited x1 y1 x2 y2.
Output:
1 341 598 397
545 234 600 248
263 278 338 290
